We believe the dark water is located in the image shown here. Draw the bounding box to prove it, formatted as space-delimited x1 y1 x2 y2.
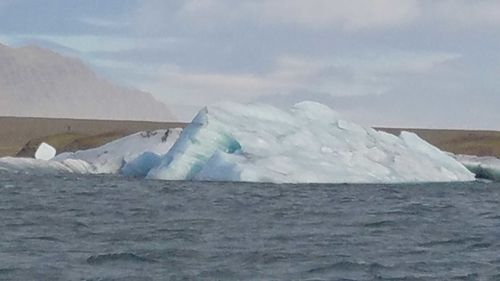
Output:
1 171 500 281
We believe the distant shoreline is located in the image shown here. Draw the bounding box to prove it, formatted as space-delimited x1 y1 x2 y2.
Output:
0 116 186 157
0 116 498 158
377 127 500 158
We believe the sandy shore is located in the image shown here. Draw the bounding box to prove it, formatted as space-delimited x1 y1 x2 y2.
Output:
0 116 499 158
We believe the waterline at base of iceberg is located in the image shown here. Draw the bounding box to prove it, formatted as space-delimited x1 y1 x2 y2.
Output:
451 154 500 182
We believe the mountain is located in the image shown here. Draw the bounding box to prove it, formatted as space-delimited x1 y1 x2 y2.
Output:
0 43 173 121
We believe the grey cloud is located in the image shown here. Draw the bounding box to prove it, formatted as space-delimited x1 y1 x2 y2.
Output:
1 0 499 128
258 55 500 129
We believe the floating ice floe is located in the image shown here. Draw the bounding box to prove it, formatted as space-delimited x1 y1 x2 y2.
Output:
451 154 500 181
147 102 475 183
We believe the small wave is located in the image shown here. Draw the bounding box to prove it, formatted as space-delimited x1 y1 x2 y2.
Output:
451 273 480 280
362 220 397 228
242 251 307 265
73 221 89 228
466 242 491 250
485 215 500 220
307 261 388 274
0 267 17 274
87 253 157 265
25 236 62 242
418 237 482 247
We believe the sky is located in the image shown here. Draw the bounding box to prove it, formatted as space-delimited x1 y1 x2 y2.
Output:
0 0 499 129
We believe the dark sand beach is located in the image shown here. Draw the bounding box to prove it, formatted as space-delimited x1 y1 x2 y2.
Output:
0 116 499 158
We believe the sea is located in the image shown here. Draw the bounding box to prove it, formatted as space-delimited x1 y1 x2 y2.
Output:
0 170 499 281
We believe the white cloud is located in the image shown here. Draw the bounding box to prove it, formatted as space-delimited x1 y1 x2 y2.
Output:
77 17 130 29
0 0 13 10
132 0 500 35
340 52 462 74
143 51 460 120
132 0 421 33
260 0 420 30
0 34 180 53
431 0 500 27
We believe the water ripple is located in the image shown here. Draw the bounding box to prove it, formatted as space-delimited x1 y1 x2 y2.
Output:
1 171 499 280
87 253 157 265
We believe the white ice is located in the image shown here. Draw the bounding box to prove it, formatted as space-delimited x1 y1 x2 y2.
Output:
0 129 181 175
0 157 93 174
147 102 475 183
451 154 500 181
55 129 181 174
34 142 56 160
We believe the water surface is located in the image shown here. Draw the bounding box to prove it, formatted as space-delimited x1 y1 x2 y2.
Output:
1 171 499 280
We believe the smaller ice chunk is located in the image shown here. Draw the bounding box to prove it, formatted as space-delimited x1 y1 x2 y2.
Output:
451 154 500 181
0 157 93 174
1 129 181 176
34 142 56 160
56 129 181 174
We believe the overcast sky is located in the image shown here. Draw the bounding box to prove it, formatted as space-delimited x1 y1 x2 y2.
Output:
0 0 499 129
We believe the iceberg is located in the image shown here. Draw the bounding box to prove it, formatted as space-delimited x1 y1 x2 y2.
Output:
0 102 481 183
451 154 500 181
147 102 475 183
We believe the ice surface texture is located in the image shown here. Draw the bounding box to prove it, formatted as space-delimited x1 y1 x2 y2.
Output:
34 142 56 160
147 102 474 183
0 129 181 175
452 154 500 181
54 129 181 174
